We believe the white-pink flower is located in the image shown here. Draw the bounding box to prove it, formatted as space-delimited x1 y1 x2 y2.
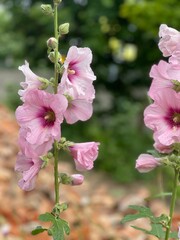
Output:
18 61 42 100
158 24 180 57
58 85 93 124
148 60 180 99
135 154 160 173
15 152 43 191
18 128 53 157
144 88 180 146
16 89 68 145
61 46 96 96
69 142 100 171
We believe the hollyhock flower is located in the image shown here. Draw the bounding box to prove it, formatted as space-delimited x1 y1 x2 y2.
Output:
153 131 172 153
71 174 84 186
58 85 93 124
169 43 180 65
61 46 96 96
16 89 68 145
15 152 43 191
18 61 42 100
144 88 180 146
148 60 180 99
69 142 100 171
158 24 180 57
135 154 161 173
18 128 53 157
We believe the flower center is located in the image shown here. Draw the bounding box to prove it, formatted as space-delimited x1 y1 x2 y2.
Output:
173 112 180 124
44 110 55 122
68 69 76 75
40 108 56 127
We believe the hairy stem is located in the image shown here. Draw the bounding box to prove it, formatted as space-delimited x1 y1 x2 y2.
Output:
53 2 59 204
165 169 179 240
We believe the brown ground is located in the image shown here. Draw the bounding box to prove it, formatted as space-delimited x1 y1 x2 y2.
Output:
0 105 179 240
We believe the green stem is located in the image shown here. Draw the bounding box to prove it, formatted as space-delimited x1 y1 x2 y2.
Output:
53 2 59 204
165 169 179 240
54 2 59 94
54 141 59 204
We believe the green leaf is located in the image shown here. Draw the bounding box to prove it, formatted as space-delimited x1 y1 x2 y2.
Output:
132 223 165 238
121 205 153 223
37 212 70 240
50 218 70 240
61 219 70 235
39 212 55 222
31 226 47 235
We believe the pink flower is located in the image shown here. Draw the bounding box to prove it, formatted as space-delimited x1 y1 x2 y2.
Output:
153 131 172 153
69 142 100 171
158 24 180 57
61 46 96 96
144 88 180 146
16 89 68 145
148 60 180 99
169 43 180 65
18 61 42 100
15 152 43 191
58 85 93 124
71 174 84 186
135 154 160 173
18 128 53 157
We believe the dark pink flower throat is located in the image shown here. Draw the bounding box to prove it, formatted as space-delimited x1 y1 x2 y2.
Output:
165 108 180 128
39 107 56 127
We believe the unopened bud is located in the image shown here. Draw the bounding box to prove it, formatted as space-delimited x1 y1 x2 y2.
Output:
47 37 58 50
48 52 55 63
71 174 84 186
41 4 53 16
48 51 61 63
59 23 70 35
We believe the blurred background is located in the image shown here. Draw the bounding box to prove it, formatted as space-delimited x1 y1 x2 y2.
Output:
0 0 180 239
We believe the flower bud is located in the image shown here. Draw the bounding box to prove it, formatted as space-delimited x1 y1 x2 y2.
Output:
71 174 84 186
41 4 53 16
47 37 58 50
59 23 70 35
135 154 160 173
48 52 55 63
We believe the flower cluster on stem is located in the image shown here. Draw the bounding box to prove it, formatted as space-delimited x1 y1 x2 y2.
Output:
135 24 180 239
15 1 100 239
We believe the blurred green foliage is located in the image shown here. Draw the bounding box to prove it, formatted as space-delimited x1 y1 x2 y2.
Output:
1 0 180 182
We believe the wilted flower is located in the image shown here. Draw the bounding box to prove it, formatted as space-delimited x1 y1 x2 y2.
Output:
15 152 43 191
18 127 53 157
18 61 42 100
158 24 180 57
69 142 100 171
